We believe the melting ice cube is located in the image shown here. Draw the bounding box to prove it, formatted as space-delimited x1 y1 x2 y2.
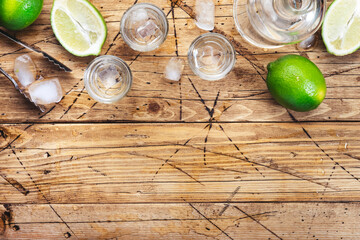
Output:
165 57 184 81
98 65 120 89
136 20 160 41
28 78 63 105
131 8 149 23
195 0 215 31
196 45 224 69
14 54 37 88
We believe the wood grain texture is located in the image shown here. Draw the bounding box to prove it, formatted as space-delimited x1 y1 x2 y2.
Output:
1 0 360 239
1 122 360 204
1 203 360 240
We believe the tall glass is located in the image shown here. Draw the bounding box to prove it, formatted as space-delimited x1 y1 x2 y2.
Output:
233 0 326 48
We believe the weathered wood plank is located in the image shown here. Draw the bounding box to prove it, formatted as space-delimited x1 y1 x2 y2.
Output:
1 0 359 238
1 203 360 239
0 123 360 204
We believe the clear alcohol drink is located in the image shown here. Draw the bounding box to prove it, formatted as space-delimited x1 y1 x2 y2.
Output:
120 3 168 52
188 33 236 81
233 0 326 48
84 56 132 104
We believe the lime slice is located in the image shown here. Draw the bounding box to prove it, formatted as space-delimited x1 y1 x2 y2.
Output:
322 0 360 56
51 0 107 56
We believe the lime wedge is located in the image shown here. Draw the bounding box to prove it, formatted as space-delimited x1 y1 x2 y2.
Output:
51 0 107 56
322 0 360 56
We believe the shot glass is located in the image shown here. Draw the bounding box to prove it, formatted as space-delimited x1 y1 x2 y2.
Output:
188 33 236 81
84 55 132 104
120 3 169 52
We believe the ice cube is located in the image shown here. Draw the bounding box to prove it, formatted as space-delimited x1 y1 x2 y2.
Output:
195 0 215 31
165 57 184 81
136 20 160 41
14 54 37 88
28 78 63 105
131 8 149 23
197 45 223 69
98 65 120 89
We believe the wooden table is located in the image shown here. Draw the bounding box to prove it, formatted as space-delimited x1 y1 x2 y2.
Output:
1 0 359 239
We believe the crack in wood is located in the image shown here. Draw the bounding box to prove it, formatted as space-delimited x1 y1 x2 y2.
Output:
181 143 340 191
324 65 360 78
233 205 283 239
216 123 265 178
77 102 98 120
0 172 29 196
38 105 56 120
187 75 266 176
203 123 212 166
4 139 78 238
0 134 21 154
344 153 360 161
150 134 195 181
219 186 241 216
88 166 107 177
205 165 248 175
170 1 183 122
104 31 121 55
60 86 86 119
131 152 204 185
286 111 360 190
304 127 360 184
187 76 212 115
305 203 319 240
128 53 141 66
184 199 235 240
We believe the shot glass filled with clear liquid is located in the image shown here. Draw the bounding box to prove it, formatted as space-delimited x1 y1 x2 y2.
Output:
233 0 326 48
188 33 236 81
84 55 132 104
120 3 169 52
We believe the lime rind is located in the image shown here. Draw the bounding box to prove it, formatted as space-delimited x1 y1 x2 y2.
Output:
50 0 107 57
266 55 326 112
322 0 360 56
0 0 44 31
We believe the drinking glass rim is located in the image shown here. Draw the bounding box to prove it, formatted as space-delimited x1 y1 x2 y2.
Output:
120 3 169 52
84 55 133 104
187 32 237 81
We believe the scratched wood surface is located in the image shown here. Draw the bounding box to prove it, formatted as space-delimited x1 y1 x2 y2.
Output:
1 0 360 239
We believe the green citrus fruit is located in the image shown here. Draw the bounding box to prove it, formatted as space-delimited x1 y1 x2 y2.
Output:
51 0 107 57
266 55 327 112
0 0 43 31
322 0 360 56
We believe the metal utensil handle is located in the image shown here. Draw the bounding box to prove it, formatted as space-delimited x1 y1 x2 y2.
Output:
0 28 72 72
0 28 41 53
0 66 20 90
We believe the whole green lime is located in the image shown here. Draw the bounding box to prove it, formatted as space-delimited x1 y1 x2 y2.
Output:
266 55 326 112
0 0 43 31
